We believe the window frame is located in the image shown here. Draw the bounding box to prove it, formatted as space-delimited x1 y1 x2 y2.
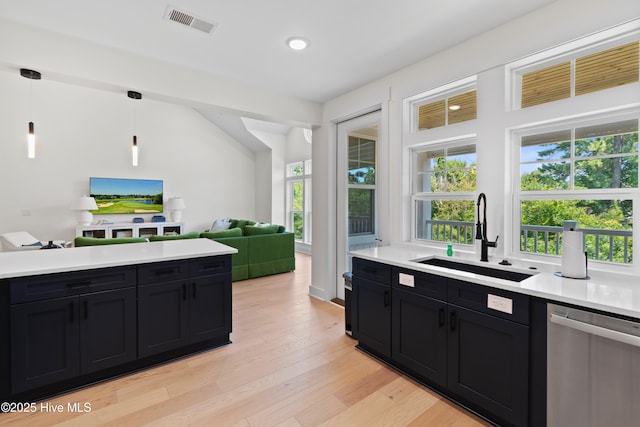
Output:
285 159 312 244
407 76 477 133
510 111 639 269
508 26 640 111
410 137 477 246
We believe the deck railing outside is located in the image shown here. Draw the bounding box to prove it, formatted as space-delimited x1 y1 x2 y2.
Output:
423 219 632 263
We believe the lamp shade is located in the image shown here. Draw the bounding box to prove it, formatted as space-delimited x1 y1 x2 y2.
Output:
167 197 185 222
167 197 186 211
71 196 98 226
71 196 98 211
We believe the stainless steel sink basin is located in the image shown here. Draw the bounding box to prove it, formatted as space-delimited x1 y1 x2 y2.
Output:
417 258 534 282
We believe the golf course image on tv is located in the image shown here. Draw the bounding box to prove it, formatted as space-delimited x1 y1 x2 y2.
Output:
90 177 163 214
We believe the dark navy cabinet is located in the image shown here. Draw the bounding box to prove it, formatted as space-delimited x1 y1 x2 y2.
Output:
352 258 392 358
9 267 137 394
2 254 232 401
352 257 538 427
138 257 232 357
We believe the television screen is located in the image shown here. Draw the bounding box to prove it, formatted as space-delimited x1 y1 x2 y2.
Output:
90 177 163 215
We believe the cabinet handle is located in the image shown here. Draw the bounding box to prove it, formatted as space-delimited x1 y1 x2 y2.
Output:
182 283 187 301
66 279 91 287
84 300 89 319
155 268 175 276
450 311 457 331
439 308 445 327
384 291 390 307
192 282 197 299
202 262 222 271
69 302 74 323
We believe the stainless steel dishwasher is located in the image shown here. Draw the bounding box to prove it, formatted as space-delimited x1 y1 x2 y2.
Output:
547 303 640 426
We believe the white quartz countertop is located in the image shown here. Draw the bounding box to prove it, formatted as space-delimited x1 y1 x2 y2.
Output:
0 238 237 279
350 243 640 320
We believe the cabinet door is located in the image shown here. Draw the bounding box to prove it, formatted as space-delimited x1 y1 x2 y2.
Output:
138 280 189 357
189 275 232 343
448 305 529 427
392 288 447 387
352 276 391 358
79 288 137 374
11 296 79 393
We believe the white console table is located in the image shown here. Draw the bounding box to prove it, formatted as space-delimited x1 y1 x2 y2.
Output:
76 222 183 239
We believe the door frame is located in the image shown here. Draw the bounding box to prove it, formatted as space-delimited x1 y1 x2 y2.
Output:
336 110 383 300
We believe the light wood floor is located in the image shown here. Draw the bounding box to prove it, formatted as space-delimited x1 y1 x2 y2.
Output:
2 253 490 426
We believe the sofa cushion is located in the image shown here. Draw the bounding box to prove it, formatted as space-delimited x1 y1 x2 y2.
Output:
149 231 200 241
243 224 279 236
230 219 256 229
201 227 243 238
74 237 148 247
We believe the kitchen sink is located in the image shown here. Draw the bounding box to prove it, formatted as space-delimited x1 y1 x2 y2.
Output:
417 257 534 282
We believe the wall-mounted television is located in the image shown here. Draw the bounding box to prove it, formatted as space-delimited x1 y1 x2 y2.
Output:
90 177 163 215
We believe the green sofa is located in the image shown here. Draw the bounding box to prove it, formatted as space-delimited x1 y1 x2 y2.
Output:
200 220 295 281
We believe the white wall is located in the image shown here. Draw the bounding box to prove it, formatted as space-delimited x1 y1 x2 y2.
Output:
249 131 287 226
0 70 256 243
311 0 640 300
286 128 312 164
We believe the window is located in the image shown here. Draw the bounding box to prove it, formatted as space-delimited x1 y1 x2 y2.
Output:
349 134 376 236
516 116 638 264
416 89 477 130
412 142 477 244
517 40 639 109
286 160 312 244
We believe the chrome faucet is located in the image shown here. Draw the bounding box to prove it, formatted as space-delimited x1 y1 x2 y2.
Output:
475 192 498 262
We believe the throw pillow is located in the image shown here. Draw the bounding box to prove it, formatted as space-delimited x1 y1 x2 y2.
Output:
200 227 243 238
210 218 232 232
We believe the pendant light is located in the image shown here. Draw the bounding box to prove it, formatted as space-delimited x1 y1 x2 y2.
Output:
20 68 41 159
128 90 142 166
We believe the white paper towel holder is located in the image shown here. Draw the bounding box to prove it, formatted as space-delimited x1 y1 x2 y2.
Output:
555 250 590 280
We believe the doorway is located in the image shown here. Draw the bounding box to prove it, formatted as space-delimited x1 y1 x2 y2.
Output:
336 110 381 300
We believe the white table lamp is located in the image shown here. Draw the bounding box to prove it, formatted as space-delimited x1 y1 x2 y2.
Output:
72 196 98 226
167 197 186 222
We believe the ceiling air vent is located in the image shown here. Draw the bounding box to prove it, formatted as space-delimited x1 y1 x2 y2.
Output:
165 5 218 35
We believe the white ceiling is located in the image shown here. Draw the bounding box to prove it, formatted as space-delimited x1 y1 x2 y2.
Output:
0 0 557 104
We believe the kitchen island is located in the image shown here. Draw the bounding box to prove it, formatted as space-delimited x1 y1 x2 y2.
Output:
0 238 237 402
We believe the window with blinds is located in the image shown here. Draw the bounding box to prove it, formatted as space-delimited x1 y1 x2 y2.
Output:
520 41 639 109
417 90 477 130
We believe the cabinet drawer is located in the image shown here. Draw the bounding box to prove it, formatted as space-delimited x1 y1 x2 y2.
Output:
138 260 189 285
448 279 529 325
189 255 231 278
10 266 136 304
352 258 391 284
392 267 447 301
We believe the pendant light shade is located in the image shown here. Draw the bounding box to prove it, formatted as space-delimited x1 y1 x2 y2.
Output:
20 68 41 159
132 135 138 166
27 121 35 159
128 90 142 166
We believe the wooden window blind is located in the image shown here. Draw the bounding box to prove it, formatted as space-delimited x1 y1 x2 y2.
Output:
448 90 477 124
418 99 446 130
575 41 639 96
521 62 571 108
521 40 639 109
417 90 477 130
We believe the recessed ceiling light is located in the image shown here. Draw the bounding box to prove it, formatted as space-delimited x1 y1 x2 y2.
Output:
287 37 309 51
449 104 461 111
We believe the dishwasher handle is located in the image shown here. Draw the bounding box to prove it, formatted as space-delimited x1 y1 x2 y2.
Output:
550 313 640 348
